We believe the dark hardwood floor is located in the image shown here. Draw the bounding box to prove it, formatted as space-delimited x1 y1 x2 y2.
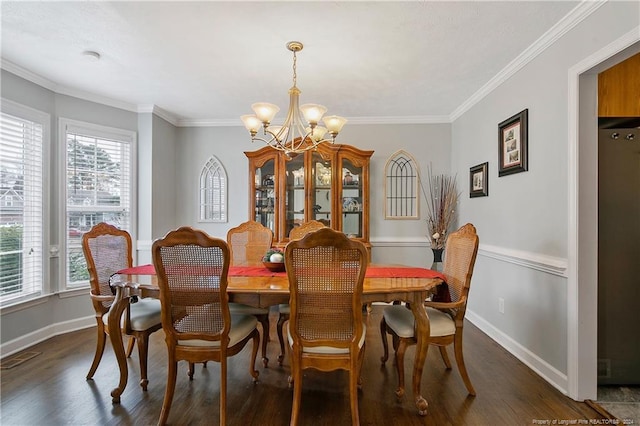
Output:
1 305 604 425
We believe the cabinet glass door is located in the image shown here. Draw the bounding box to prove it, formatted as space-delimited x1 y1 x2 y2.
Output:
341 159 362 237
284 155 305 238
312 152 332 226
254 158 276 234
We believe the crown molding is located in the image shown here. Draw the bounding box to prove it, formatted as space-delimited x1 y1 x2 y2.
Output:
1 59 57 92
450 0 607 121
177 118 243 127
2 0 606 126
1 59 138 113
176 115 452 128
138 104 179 126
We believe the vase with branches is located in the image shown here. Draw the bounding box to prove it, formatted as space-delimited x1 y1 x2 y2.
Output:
421 166 460 252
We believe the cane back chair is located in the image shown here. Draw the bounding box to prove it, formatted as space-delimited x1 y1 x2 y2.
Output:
275 220 328 365
82 222 162 391
380 223 479 398
152 226 259 425
226 220 273 367
285 227 368 425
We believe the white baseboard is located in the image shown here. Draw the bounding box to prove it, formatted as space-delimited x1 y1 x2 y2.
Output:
466 309 569 395
0 316 95 359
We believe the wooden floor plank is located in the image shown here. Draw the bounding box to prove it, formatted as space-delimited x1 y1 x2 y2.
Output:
0 306 604 425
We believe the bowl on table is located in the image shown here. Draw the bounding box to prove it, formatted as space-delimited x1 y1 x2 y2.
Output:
263 261 286 272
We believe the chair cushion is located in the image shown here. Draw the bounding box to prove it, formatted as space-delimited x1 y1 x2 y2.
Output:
103 298 161 331
228 302 269 316
178 314 258 347
278 304 290 315
383 305 456 338
286 322 366 354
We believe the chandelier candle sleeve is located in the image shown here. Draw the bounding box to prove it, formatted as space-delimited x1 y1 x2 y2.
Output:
241 41 347 155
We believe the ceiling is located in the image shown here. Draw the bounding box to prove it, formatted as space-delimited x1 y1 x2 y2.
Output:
1 1 583 126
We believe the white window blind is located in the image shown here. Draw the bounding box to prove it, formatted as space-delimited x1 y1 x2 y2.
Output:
0 109 45 304
62 120 134 288
199 156 227 223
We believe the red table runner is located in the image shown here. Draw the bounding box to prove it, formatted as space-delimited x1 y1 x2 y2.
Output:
117 264 446 281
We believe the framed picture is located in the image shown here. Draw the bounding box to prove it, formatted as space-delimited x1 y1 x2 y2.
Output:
498 109 528 176
470 162 489 198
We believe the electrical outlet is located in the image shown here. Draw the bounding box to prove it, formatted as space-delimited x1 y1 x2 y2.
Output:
498 297 505 314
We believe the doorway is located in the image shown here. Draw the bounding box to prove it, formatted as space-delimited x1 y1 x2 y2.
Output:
572 36 640 402
597 125 640 385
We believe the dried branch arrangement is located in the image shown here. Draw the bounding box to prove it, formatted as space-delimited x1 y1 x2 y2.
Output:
421 166 459 249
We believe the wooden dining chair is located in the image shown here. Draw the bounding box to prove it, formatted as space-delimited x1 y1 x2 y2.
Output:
226 220 273 367
275 220 328 365
82 222 162 391
152 226 259 426
285 227 368 426
380 223 479 398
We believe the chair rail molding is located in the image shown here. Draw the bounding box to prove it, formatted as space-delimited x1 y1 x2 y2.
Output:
370 237 430 248
478 244 567 278
371 238 567 277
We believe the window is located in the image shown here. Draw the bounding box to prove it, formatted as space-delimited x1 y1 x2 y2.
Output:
61 118 135 288
0 100 49 305
384 150 419 219
199 156 227 222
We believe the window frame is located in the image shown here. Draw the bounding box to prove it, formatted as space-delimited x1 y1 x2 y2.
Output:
198 155 228 223
384 150 420 219
59 118 137 291
0 99 51 307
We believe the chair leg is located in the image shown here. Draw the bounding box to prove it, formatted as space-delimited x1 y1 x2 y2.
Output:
357 343 366 390
125 336 135 358
394 340 408 400
248 329 260 382
86 325 106 380
438 345 452 369
188 363 195 380
276 313 288 366
349 355 360 425
453 331 476 396
290 352 303 426
136 334 150 391
257 313 270 368
158 359 177 425
220 356 227 426
379 317 389 364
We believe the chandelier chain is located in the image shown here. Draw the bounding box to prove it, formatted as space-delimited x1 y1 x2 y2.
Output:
292 50 297 88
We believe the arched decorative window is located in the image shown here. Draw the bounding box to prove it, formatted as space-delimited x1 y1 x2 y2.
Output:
384 150 419 219
199 156 227 222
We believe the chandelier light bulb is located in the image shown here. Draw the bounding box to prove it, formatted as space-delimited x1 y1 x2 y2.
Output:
323 115 348 135
241 115 262 134
252 103 280 124
300 104 327 125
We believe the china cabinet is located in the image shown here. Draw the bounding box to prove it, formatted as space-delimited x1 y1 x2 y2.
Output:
245 143 373 253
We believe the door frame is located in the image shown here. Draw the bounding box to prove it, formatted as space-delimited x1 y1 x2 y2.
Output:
568 28 639 401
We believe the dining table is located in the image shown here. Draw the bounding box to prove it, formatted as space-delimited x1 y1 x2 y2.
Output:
107 263 445 416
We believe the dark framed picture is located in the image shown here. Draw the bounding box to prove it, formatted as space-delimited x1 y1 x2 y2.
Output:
498 109 528 176
470 162 489 198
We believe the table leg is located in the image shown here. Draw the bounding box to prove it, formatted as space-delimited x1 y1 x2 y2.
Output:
107 287 130 404
409 292 430 416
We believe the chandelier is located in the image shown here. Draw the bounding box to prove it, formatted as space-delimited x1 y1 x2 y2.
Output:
241 41 347 156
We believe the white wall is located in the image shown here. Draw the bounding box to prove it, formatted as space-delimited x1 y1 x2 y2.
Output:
451 0 640 396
